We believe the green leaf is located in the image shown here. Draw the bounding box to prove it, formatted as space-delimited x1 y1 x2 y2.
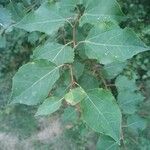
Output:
79 73 99 90
72 60 85 80
116 75 145 114
28 32 40 44
0 35 6 48
53 85 69 98
33 42 74 65
7 1 26 21
118 91 144 114
127 115 147 134
59 0 82 15
96 135 119 150
14 2 75 34
65 87 86 105
35 96 63 116
80 88 122 142
0 6 13 29
103 61 127 79
115 76 138 92
83 27 149 64
11 60 60 105
61 106 78 125
81 0 124 25
59 70 72 87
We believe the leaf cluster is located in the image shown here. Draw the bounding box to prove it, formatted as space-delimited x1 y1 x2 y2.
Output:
0 0 149 149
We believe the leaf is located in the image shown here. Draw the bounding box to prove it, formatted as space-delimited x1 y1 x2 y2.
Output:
115 75 145 114
11 60 60 105
96 135 119 150
80 88 122 142
59 0 82 15
72 60 85 79
127 115 147 134
65 87 86 105
53 86 69 98
118 91 144 114
28 32 40 44
35 96 63 116
14 2 75 34
83 27 149 64
7 1 26 21
103 61 127 79
79 73 99 90
115 76 138 92
52 72 72 98
61 106 78 125
59 70 72 87
33 42 74 65
0 35 6 48
0 6 13 29
81 0 124 25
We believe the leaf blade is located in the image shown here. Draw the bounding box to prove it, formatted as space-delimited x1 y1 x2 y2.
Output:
84 27 149 64
14 2 74 34
65 87 86 105
11 60 60 105
96 135 119 150
33 42 74 65
81 0 124 24
80 88 122 142
115 75 145 114
35 97 63 116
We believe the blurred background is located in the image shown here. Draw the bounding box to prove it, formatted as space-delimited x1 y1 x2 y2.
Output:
0 0 150 149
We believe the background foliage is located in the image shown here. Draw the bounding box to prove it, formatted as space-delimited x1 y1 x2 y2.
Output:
0 0 150 149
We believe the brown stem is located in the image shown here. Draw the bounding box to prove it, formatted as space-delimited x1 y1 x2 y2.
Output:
65 64 75 88
121 127 127 150
97 71 108 90
69 10 82 87
69 65 74 86
72 7 82 48
62 27 66 44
